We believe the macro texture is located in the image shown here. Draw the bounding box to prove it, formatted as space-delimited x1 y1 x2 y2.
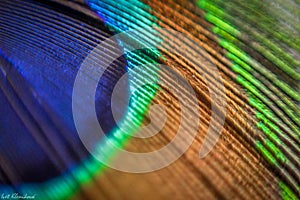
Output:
0 0 299 199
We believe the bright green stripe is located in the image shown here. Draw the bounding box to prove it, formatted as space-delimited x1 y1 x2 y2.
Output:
197 1 298 198
236 76 267 102
223 42 300 122
236 77 300 135
220 39 300 102
201 0 300 56
264 139 287 164
213 26 238 43
249 92 299 140
235 61 300 127
200 0 300 77
232 64 260 86
240 78 299 140
219 39 251 62
226 53 251 71
226 52 300 116
205 13 240 37
257 122 281 144
279 181 298 200
255 141 277 165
